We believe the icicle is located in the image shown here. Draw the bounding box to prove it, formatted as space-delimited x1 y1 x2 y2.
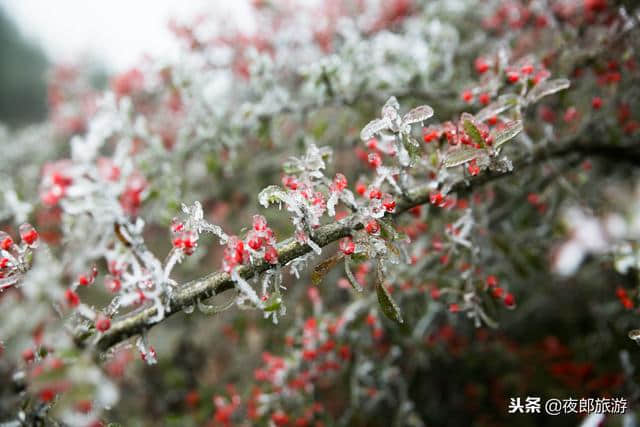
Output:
231 269 263 309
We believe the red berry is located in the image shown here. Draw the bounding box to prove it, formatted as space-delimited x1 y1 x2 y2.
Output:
382 195 396 212
170 218 184 234
282 175 299 190
356 182 366 196
521 64 534 75
22 348 35 363
492 287 504 298
449 303 460 313
368 188 382 200
365 220 380 235
462 90 473 103
332 173 348 192
367 152 382 168
486 275 498 287
0 233 14 251
475 58 489 74
506 71 519 83
564 107 578 123
339 237 355 255
0 257 9 269
253 215 268 231
39 388 55 402
467 159 480 176
19 224 39 247
104 275 121 293
247 234 263 251
65 289 80 307
592 96 602 110
430 192 444 206
264 246 278 264
78 275 91 286
479 93 490 106
95 315 111 332
504 292 516 307
271 411 290 427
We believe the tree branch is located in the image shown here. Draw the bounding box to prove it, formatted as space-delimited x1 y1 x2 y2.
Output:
80 141 640 354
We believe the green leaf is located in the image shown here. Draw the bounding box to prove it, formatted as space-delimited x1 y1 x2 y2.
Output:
403 135 423 164
311 253 345 286
375 262 403 324
462 114 485 148
344 257 363 292
492 120 523 148
263 295 283 312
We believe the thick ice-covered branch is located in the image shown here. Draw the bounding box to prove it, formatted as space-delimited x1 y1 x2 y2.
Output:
83 141 640 354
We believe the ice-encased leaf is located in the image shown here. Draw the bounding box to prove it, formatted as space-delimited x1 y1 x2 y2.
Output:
461 113 485 148
360 118 390 141
443 147 479 168
381 96 400 115
402 105 434 125
344 257 363 292
526 78 570 104
492 120 523 148
259 185 290 208
197 294 236 315
311 253 344 286
375 262 403 324
475 94 520 122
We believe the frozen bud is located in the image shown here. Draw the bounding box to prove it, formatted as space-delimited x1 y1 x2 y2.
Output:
19 223 39 248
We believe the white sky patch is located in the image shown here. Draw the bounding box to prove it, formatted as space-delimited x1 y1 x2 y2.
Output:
0 0 251 71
